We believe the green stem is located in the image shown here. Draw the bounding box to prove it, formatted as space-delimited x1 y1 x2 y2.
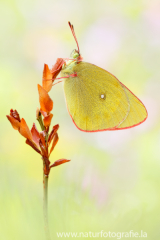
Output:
37 114 45 131
43 163 50 240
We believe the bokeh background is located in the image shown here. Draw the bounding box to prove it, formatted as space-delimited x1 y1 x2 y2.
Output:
1 0 160 239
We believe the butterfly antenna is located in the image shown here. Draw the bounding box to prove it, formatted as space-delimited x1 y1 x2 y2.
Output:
68 21 80 54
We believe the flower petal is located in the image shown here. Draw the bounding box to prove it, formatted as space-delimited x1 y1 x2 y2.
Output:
42 64 53 92
39 131 47 148
51 58 65 80
31 123 40 147
19 118 33 141
40 110 47 117
36 108 41 119
10 109 21 122
50 159 70 168
38 84 53 113
43 113 53 127
6 115 20 130
39 140 48 158
48 124 59 145
26 139 41 154
49 132 58 155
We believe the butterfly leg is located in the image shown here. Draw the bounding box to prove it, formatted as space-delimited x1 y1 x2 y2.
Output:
52 73 77 86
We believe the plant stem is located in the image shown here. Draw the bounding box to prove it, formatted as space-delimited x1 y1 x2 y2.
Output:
43 163 50 240
37 113 45 131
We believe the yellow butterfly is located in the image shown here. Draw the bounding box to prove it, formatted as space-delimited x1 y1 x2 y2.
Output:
55 22 148 132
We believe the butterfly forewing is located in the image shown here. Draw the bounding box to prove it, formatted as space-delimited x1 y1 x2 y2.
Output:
62 62 147 131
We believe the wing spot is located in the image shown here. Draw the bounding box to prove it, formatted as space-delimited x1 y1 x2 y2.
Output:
99 93 106 100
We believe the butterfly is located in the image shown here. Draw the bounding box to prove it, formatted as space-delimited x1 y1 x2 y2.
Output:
45 22 148 132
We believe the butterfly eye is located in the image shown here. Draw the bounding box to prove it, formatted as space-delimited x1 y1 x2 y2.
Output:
99 93 106 100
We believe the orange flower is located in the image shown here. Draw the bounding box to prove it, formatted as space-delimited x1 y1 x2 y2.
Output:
7 109 41 154
42 59 64 93
6 109 21 130
6 49 72 239
38 84 53 113
7 79 70 176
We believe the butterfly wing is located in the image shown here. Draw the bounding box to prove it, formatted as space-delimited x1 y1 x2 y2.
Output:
63 62 147 131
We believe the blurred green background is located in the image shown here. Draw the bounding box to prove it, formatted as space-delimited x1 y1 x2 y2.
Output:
1 0 160 239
